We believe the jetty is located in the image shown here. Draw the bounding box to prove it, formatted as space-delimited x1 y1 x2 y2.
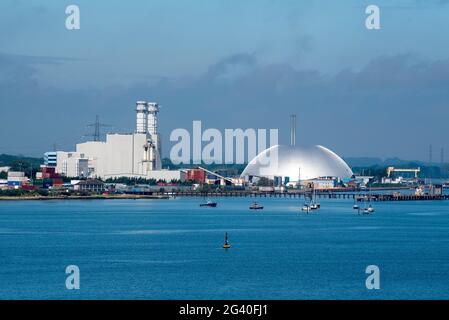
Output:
159 190 449 202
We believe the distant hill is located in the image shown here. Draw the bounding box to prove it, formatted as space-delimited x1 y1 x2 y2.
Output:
343 157 384 167
345 157 449 179
0 154 43 172
344 157 432 168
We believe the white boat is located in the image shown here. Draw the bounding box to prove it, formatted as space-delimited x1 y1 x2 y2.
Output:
309 187 320 210
352 196 360 210
363 187 375 214
363 205 375 214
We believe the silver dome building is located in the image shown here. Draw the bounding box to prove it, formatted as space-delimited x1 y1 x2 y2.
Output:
241 144 353 181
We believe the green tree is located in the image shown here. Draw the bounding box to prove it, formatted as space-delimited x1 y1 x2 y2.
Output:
256 177 273 186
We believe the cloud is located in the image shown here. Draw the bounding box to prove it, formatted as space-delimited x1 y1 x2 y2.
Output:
205 53 257 82
1 51 449 160
414 0 449 6
334 54 449 90
0 52 81 85
0 52 79 65
428 0 449 5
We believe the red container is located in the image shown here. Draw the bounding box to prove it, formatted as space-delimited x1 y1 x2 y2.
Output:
52 178 63 186
41 167 56 175
22 185 37 191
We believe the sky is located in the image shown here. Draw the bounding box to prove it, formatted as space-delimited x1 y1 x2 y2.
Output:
0 0 449 161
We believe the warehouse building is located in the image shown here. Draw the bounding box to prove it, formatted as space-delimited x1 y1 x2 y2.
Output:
73 179 105 193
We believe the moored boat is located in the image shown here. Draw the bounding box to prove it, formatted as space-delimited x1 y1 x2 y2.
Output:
249 202 264 210
301 204 311 212
200 200 217 207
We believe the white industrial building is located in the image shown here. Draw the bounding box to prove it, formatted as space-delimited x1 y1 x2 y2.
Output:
241 144 353 184
46 100 184 181
241 115 353 185
56 152 89 178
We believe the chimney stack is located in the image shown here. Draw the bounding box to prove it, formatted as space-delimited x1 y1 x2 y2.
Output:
147 102 160 136
290 114 296 147
136 101 148 134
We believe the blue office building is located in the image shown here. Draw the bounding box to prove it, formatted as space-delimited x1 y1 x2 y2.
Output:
44 152 57 167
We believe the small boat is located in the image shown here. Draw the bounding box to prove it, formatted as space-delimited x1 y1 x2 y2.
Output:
223 232 231 249
200 200 217 207
362 188 375 214
363 205 375 214
249 202 264 210
353 197 359 210
301 204 311 212
307 187 320 210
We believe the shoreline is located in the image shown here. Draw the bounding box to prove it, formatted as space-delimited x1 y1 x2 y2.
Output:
0 194 170 201
0 187 429 202
0 186 438 202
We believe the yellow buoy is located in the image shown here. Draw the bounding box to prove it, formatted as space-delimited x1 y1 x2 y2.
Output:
223 232 231 249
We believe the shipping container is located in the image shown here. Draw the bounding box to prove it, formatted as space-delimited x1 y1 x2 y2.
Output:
41 167 56 175
274 176 282 186
258 186 274 192
7 177 27 182
7 171 25 178
22 185 37 191
52 178 63 186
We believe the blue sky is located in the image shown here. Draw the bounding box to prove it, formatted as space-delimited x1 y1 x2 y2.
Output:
1 0 449 160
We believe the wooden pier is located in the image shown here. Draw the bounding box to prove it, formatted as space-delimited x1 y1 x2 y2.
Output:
157 191 449 202
354 194 448 202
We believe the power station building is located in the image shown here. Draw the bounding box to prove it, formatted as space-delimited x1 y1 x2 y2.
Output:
46 100 185 181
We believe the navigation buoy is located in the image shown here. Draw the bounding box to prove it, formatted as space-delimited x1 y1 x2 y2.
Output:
223 232 231 249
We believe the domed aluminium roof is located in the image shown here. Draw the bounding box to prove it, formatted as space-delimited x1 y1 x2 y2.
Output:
241 145 353 180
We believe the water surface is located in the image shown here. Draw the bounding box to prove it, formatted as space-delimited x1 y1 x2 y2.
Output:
1 197 449 299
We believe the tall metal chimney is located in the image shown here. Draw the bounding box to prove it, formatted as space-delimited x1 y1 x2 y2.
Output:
290 114 296 147
147 102 159 136
136 101 148 134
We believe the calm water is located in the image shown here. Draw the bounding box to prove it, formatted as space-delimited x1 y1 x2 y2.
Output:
1 197 449 300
